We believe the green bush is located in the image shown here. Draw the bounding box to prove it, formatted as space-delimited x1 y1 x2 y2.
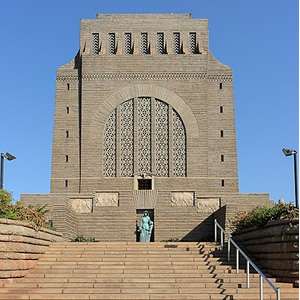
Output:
71 236 99 242
231 203 299 232
0 190 49 230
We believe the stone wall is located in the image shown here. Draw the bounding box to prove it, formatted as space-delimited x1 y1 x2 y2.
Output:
232 219 299 287
0 218 63 285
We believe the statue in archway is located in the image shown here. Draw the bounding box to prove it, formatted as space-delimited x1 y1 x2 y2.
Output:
139 211 153 242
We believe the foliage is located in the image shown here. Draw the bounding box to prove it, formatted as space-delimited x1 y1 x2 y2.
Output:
0 190 49 230
43 223 57 231
70 236 99 242
160 237 181 242
231 203 299 232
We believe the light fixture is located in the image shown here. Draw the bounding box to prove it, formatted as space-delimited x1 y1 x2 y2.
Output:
0 152 16 190
282 148 298 208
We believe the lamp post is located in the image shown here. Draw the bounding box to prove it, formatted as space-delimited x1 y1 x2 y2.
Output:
282 148 298 209
0 152 16 190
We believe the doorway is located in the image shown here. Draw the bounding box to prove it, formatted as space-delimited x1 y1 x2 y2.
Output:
136 209 154 242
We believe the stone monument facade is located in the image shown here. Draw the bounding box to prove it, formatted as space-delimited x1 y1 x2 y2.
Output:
21 14 272 241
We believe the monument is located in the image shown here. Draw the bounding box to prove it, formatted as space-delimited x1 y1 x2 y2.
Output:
21 14 272 241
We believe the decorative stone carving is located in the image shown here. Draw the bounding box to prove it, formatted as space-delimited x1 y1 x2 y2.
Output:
196 198 220 213
94 193 119 206
68 199 92 213
171 192 194 206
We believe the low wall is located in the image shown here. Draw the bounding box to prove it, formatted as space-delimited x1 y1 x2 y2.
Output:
232 219 299 287
0 218 63 285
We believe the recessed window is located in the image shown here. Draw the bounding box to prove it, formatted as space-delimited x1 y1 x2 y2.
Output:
221 180 225 187
66 131 69 138
220 130 224 137
66 107 70 114
138 179 152 190
173 32 181 54
219 82 223 89
157 32 165 54
92 33 99 55
221 155 224 162
67 83 70 90
189 32 197 54
220 106 223 113
108 33 116 54
65 155 69 162
141 33 149 54
65 180 68 187
124 33 132 54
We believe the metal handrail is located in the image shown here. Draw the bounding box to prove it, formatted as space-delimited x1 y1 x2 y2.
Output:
214 219 280 300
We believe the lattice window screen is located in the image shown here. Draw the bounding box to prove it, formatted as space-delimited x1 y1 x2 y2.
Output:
124 33 132 54
189 32 196 54
92 33 99 55
137 98 151 172
120 99 134 176
141 33 148 54
108 33 116 54
157 33 164 54
173 32 180 54
172 109 186 176
103 109 117 176
155 99 169 177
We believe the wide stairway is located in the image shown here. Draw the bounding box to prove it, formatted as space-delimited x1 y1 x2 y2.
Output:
0 242 298 299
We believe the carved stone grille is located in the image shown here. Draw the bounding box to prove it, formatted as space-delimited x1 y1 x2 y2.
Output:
157 33 164 54
103 109 117 176
137 98 151 173
124 33 132 54
102 98 186 177
92 33 99 55
120 99 134 176
141 33 148 54
173 32 180 54
108 33 116 54
172 108 186 176
189 32 196 54
155 99 169 176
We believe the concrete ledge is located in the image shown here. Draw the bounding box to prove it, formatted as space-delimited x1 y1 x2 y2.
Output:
0 218 63 282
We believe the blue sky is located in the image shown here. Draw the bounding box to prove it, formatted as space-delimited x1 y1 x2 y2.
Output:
0 0 298 205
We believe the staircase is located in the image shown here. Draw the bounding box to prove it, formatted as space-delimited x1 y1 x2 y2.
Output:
0 242 298 299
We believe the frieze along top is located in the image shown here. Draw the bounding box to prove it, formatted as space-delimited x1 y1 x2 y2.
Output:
56 72 232 82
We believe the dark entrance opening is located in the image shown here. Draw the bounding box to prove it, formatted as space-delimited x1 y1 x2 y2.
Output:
138 179 152 190
136 209 154 242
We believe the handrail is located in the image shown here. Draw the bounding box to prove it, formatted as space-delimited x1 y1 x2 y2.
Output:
214 219 280 300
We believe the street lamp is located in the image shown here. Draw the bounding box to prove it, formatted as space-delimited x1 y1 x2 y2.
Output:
0 152 16 190
282 148 298 208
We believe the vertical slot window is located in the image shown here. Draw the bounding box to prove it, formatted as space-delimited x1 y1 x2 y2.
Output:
220 130 224 137
141 33 149 54
66 107 70 114
157 32 165 54
124 33 132 54
67 83 70 90
173 32 181 54
189 32 197 54
65 180 68 187
221 179 225 187
220 106 223 113
219 82 223 89
108 33 116 54
221 155 224 162
92 33 99 55
66 131 69 138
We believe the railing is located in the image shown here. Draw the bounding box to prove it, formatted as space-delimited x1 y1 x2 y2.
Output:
214 219 280 300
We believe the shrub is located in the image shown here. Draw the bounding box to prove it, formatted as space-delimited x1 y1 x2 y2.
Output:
0 190 49 230
231 203 298 232
71 236 99 242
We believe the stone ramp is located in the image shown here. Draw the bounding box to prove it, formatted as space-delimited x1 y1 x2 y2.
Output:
0 242 298 299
